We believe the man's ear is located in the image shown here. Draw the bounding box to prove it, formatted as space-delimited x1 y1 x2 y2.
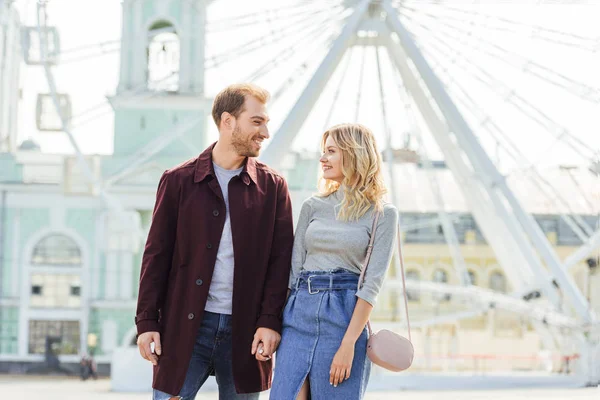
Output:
221 112 233 131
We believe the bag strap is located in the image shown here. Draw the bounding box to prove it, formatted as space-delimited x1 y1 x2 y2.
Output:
395 222 412 341
357 212 380 291
358 211 412 342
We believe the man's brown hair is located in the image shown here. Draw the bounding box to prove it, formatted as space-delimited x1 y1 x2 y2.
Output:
212 83 270 128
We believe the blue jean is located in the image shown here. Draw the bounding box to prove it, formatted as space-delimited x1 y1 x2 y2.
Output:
153 311 260 400
271 270 371 399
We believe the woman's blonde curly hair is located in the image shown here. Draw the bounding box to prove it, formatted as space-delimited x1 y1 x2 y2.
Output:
318 123 387 221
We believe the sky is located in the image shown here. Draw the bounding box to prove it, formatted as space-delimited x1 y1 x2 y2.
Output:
9 0 600 177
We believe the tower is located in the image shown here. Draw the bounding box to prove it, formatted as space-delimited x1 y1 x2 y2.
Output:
109 0 209 164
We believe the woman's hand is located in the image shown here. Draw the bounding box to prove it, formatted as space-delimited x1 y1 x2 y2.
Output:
329 340 354 387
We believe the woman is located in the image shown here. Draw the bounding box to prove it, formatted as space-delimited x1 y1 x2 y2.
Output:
270 123 399 399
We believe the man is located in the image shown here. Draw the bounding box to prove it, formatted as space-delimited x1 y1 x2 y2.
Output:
135 83 294 399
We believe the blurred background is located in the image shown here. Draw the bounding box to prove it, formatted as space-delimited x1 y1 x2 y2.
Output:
0 0 599 398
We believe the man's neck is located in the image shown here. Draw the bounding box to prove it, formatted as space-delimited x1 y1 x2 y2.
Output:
212 140 246 170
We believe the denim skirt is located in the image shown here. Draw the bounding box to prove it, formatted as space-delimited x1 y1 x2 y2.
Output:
270 269 371 399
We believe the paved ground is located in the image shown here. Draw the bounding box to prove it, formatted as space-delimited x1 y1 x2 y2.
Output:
0 376 599 399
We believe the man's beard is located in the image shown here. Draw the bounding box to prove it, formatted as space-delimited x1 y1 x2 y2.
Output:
231 125 260 157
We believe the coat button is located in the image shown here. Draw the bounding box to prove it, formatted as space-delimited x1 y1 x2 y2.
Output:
195 279 203 286
213 210 219 217
188 313 195 320
206 243 212 249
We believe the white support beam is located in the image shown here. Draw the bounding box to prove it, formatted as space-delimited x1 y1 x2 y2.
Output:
387 279 585 330
381 0 593 324
104 116 204 188
260 0 371 169
401 216 458 232
384 37 539 294
565 229 600 271
375 308 488 330
392 57 471 286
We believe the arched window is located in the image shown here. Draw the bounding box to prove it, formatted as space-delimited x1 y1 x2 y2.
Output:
433 268 448 283
32 234 81 266
147 20 180 92
405 270 420 301
433 268 451 301
489 271 507 293
467 270 477 286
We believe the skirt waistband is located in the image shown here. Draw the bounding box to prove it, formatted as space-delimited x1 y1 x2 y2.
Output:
295 269 359 293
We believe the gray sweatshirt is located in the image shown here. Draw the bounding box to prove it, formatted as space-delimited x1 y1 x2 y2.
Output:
289 190 399 306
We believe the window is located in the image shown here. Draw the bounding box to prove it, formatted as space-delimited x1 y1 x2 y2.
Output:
147 20 180 92
35 94 72 131
536 216 558 234
433 269 448 283
433 268 451 301
70 286 81 297
537 215 559 244
32 234 81 266
30 274 81 308
31 285 43 295
22 27 60 65
433 268 452 301
28 320 80 355
557 217 586 246
401 215 419 242
405 270 420 301
467 270 477 286
0 308 19 355
403 213 445 244
490 271 507 293
455 214 485 244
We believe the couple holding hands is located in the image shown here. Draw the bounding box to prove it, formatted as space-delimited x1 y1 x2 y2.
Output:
136 83 401 400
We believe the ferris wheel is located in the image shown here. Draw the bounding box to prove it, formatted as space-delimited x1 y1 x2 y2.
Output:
13 0 600 383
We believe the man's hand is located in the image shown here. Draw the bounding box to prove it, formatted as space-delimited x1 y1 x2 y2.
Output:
251 327 281 361
137 331 161 366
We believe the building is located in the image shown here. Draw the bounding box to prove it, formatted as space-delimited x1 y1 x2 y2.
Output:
0 0 209 372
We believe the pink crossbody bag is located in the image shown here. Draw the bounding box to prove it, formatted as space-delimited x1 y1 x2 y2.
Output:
358 212 414 372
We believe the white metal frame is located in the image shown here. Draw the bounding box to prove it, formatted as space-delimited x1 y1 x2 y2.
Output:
381 0 593 322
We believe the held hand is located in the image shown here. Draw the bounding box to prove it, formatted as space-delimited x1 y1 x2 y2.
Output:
137 331 161 366
251 327 281 362
329 340 355 387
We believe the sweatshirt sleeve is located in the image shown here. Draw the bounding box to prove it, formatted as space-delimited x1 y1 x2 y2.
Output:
288 198 313 289
356 204 399 306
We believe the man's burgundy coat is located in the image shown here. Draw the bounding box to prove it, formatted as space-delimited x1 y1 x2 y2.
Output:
135 143 294 395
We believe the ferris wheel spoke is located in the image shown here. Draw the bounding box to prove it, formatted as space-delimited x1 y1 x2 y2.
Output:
207 0 342 29
397 5 599 104
207 3 337 32
395 0 598 51
394 36 597 238
205 6 341 69
354 46 367 123
269 24 342 106
241 10 346 83
400 14 597 163
321 46 353 131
